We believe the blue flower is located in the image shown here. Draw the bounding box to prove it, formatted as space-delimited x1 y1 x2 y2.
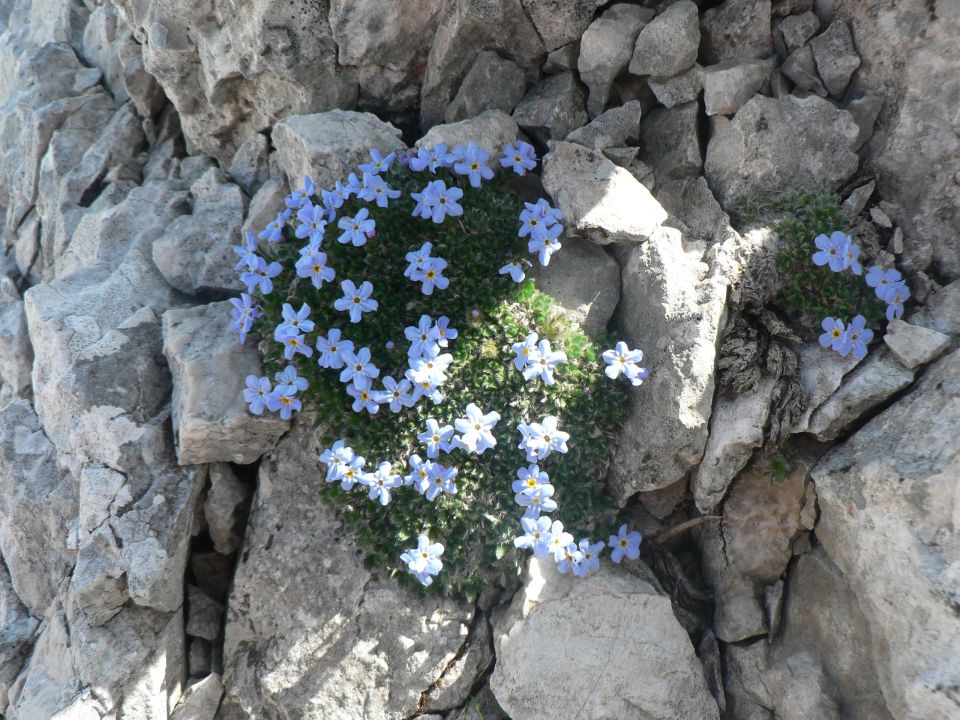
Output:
513 516 553 559
404 242 433 279
360 172 401 208
528 221 563 266
519 199 562 238
546 520 574 561
242 375 272 415
517 416 569 462
285 176 316 209
258 209 291 243
405 314 441 359
335 455 368 490
511 332 540 371
229 293 262 344
453 403 500 455
418 419 455 458
337 208 376 247
521 339 566 385
240 256 282 295
400 535 444 586
883 282 910 320
573 539 604 577
339 346 380 384
408 353 453 386
845 314 873 359
555 543 582 575
422 180 464 223
359 149 396 175
334 280 378 323
865 265 902 292
514 483 557 518
453 142 494 187
266 389 302 420
423 463 458 501
404 454 432 488
274 302 314 340
347 377 381 414
274 365 309 395
374 376 415 412
410 144 454 173
500 141 537 176
316 328 354 369
295 251 336 289
812 231 850 272
602 341 648 385
818 317 851 355
280 332 313 361
415 257 450 295
295 202 327 243
608 524 642 563
498 260 528 283
367 462 402 506
233 231 259 270
843 241 862 275
512 464 549 494
433 316 458 347
319 440 355 483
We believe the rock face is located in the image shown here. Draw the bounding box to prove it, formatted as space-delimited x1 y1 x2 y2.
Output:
511 72 588 143
812 348 960 719
444 50 526 123
219 420 476 720
491 558 720 720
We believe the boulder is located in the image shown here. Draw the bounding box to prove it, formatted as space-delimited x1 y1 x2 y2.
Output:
491 558 720 720
578 4 653 118
639 101 702 179
543 42 579 74
912 279 960 337
705 94 859 208
780 10 820 53
162 301 288 465
511 72 588 144
171 674 224 720
519 0 604 52
540 141 667 246
628 0 700 79
702 59 775 116
218 420 476 720
565 101 642 150
700 0 774 63
654 176 729 241
227 132 270 197
416 109 519 162
811 348 960 719
792 342 863 433
781 45 828 96
883 320 951 369
809 20 860 99
444 51 526 123
648 65 704 108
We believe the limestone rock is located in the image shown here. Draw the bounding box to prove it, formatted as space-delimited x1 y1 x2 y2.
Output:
705 94 859 208
423 619 494 712
219 420 476 720
186 585 223 641
543 42 579 74
491 558 720 720
912 279 960 337
807 348 914 441
578 4 653 118
0 558 38 716
0 277 32 402
272 110 405 192
628 0 700 79
153 167 248 296
648 65 704 108
162 301 288 465
529 236 620 337
654 176 728 241
520 0 603 52
809 20 860 99
780 11 820 53
204 462 250 555
701 0 774 63
842 180 875 218
511 72 588 144
417 109 519 163
565 101 642 150
639 101 702 179
703 59 775 116
228 132 270 197
845 94 884 151
171 674 224 720
882 319 951 369
540 141 667 246
243 176 289 239
792 342 862 433
444 51 526 123
781 45 828 96
811 348 960 719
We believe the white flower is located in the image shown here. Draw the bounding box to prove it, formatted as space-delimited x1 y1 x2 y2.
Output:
454 402 501 455
518 416 570 462
405 314 441 359
528 222 562 266
367 461 402 506
333 279 378 323
400 534 444 586
418 418 455 459
499 259 528 283
511 332 540 371
521 339 566 385
602 341 648 386
546 520 574 561
408 353 453 386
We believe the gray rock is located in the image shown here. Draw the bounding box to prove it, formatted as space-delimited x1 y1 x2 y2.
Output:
0 558 38 715
629 0 700 79
703 59 776 116
578 4 654 118
781 45 828 96
188 638 213 677
811 348 960 719
639 101 702 179
444 51 526 123
565 101 642 150
647 64 704 108
772 0 814 15
450 686 508 720
529 236 620 337
511 72 588 144
162 301 288 465
186 585 223 641
701 0 774 63
0 278 32 403
417 109 519 163
153 167 248 296
242 176 289 239
809 20 860 99
807 347 914 441
846 94 884 151
228 132 269 196
272 110 405 191
654 176 729 241
219 420 476 720
769 68 791 98
842 180 875 218
705 94 859 208
541 141 667 246
543 42 579 74
888 226 904 254
520 0 604 52
424 619 493 712
780 10 820 53
869 205 892 228
204 462 250 555
602 147 656 190
883 320 950 369
792 342 863 433
912 279 960 337
171 674 224 720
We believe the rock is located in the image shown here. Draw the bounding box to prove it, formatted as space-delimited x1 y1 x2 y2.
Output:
0 557 39 715
0 278 32 402
219 420 476 720
416 109 519 163
807 348 914 441
888 226 904 254
444 51 526 123
188 638 213 677
702 59 775 116
490 558 720 720
603 147 656 190
769 68 791 98
911 279 960 337
780 10 821 53
811 348 960 719
540 141 667 246
639 101 701 179
529 236 620 337
701 0 774 63
511 72 588 144
227 132 270 197
185 585 223 641
153 167 248 296
792 342 863 433
654 176 729 241
781 46 828 96
171 674 224 720
628 0 700 79
520 0 604 52
272 110 405 191
693 378 777 512
809 20 860 99
242 176 289 239
842 180 875 217
883 320 950 369
162 301 288 465
204 462 250 555
424 619 493 712
869 205 892 228
420 0 543 128
578 4 653 118
705 94 859 208
450 686 508 720
543 42 579 74
648 65 704 108
772 0 814 15
565 101 642 150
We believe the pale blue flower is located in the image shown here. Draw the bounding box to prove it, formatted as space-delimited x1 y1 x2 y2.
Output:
843 240 862 275
883 282 910 320
337 208 376 247
433 316 458 347
555 543 582 575
866 265 902 292
519 199 562 238
511 332 540 371
274 302 315 340
339 346 380 384
416 257 450 295
408 353 453 386
609 524 642 563
359 149 396 175
274 365 308 396
334 280 378 323
367 462 402 505
453 142 493 187
259 209 291 243
515 484 557 518
404 454 433 488
423 463 458 501
418 418 455 459
400 535 444 586
512 464 549 495
405 315 441 359
422 180 464 223
295 251 336 289
819 317 851 355
513 516 553 559
521 339 566 385
360 172 401 208
500 141 537 175
229 293 262 344
546 520 574 561
316 328 354 369
404 242 433 279
518 416 569 462
280 331 313 361
845 314 873 359
266 389 301 420
243 375 272 415
603 342 647 383
319 440 355 483
336 455 368 490
410 144 454 173
295 202 327 244
347 376 381 414
528 221 563 266
233 231 259 270
453 403 501 455
812 231 850 272
240 256 282 294
573 539 604 577
408 375 445 405
499 260 528 283
285 176 316 209
375 376 415 412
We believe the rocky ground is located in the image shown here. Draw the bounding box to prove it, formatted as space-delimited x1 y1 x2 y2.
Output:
0 0 958 718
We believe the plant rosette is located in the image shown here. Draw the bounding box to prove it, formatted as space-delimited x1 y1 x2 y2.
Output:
231 140 646 600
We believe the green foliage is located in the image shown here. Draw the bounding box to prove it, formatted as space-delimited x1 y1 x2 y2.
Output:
250 164 629 601
734 189 886 337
